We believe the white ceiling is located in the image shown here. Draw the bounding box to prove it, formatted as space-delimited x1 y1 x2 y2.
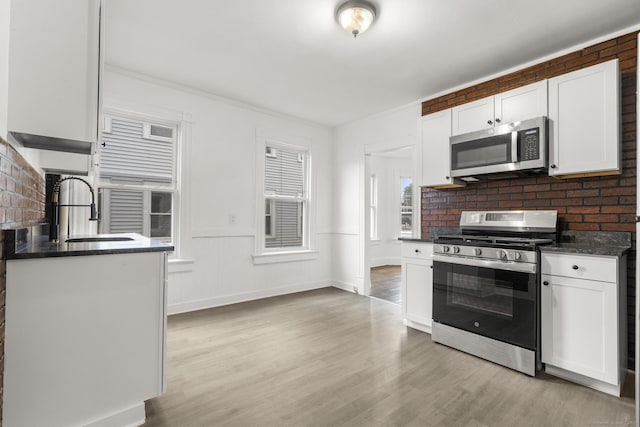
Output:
105 0 640 127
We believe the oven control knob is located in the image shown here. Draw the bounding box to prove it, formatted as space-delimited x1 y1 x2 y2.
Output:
510 251 522 261
497 250 507 259
442 245 450 253
452 246 460 254
472 248 482 256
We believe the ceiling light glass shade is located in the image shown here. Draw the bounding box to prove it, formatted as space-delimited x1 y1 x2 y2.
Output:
337 1 376 38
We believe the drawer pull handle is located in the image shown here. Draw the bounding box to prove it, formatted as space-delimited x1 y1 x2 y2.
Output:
543 281 549 286
572 265 579 270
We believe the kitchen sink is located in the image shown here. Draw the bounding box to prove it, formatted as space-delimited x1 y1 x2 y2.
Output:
65 237 135 243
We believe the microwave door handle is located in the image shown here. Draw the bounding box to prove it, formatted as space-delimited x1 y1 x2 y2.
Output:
511 131 519 163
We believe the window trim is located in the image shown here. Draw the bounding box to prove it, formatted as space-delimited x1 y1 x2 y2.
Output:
400 176 413 237
98 108 184 258
253 132 316 264
369 174 378 240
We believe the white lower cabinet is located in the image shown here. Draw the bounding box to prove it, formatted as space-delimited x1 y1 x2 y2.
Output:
4 251 168 427
541 252 627 396
401 242 433 333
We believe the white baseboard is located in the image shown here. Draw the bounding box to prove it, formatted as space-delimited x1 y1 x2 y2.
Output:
84 402 145 427
331 280 360 294
370 257 401 268
168 280 331 315
403 318 432 334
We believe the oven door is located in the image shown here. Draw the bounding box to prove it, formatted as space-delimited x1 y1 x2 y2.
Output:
432 256 537 350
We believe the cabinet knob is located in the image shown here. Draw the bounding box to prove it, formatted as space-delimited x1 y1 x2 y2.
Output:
550 164 556 169
415 249 420 253
445 176 450 180
430 265 433 269
495 118 501 123
572 265 579 270
543 281 549 286
487 120 493 125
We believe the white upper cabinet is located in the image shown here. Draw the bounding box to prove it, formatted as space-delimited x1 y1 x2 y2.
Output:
548 59 620 177
7 0 101 153
451 97 494 135
452 80 548 136
417 109 462 188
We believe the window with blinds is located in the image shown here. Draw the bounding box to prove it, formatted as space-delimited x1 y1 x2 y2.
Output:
98 114 177 244
264 145 307 249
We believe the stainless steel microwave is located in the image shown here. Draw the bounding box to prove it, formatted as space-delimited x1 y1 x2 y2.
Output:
449 116 548 180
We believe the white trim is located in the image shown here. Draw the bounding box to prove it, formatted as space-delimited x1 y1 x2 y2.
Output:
403 318 432 334
255 131 316 257
167 280 330 315
370 257 401 268
331 280 361 295
191 227 255 238
252 250 319 265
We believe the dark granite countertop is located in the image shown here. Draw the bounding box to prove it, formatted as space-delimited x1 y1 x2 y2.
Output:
539 230 631 257
539 243 630 257
4 226 174 260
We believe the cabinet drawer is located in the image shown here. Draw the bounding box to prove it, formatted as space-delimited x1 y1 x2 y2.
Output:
401 242 433 260
542 253 617 283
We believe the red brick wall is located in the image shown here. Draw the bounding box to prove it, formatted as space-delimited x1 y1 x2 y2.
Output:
0 138 46 424
420 31 637 368
421 31 637 235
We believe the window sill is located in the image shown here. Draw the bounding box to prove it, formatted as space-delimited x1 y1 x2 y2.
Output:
252 250 319 265
168 258 195 273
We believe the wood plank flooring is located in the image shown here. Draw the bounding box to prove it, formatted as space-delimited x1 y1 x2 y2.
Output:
144 288 634 426
370 265 401 304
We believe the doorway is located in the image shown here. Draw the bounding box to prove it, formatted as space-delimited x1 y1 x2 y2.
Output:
365 146 416 304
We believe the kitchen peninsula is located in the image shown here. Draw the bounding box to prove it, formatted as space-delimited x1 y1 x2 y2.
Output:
2 226 173 427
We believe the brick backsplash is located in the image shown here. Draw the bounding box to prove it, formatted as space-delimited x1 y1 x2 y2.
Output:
0 137 46 425
421 31 638 368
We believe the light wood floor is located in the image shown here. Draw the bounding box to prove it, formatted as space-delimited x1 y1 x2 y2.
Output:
144 288 634 426
370 265 401 304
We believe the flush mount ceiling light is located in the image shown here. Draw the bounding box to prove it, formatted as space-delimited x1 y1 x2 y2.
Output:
336 1 377 38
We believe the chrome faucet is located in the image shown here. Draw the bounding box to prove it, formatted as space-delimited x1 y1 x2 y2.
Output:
49 176 98 242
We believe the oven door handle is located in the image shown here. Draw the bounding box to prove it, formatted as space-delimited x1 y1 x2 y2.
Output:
432 254 537 274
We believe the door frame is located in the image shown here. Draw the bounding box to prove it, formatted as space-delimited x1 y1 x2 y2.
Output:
362 143 417 297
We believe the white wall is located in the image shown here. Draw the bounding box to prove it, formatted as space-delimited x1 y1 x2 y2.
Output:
369 154 413 267
103 68 333 314
332 103 421 294
0 0 10 138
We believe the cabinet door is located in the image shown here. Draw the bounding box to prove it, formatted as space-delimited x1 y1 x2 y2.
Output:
8 0 100 144
401 258 433 328
541 274 618 384
548 59 619 177
418 110 457 187
451 97 494 136
494 80 548 125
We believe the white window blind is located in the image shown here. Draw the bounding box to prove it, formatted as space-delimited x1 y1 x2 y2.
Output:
264 146 306 249
100 116 175 185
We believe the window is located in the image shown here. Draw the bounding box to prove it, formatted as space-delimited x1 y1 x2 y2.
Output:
370 174 378 240
400 177 413 236
263 144 308 250
97 114 179 245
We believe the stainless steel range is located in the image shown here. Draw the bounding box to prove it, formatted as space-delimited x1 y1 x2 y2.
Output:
431 210 558 376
